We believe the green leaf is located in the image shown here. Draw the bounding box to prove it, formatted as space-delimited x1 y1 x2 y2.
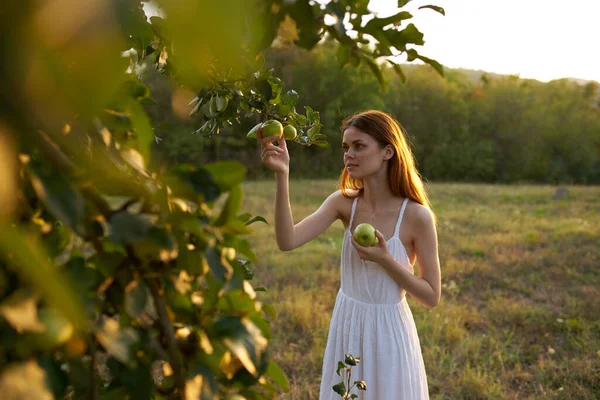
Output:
311 139 330 149
336 361 345 376
363 11 412 33
222 235 257 262
416 53 444 76
305 106 316 124
255 79 273 102
201 161 247 192
288 1 322 49
406 48 418 62
28 162 87 236
267 76 285 105
215 316 267 378
388 60 407 83
128 100 154 164
332 382 346 396
124 280 149 319
206 247 231 283
419 5 445 15
398 23 425 45
87 251 126 278
294 114 308 127
306 124 321 139
344 354 357 366
108 212 152 244
214 184 243 226
398 0 412 7
349 0 370 14
337 44 351 68
247 4 284 54
178 245 206 275
169 165 221 202
139 97 156 105
348 49 361 67
215 95 229 112
0 224 85 328
95 318 139 367
265 360 289 392
28 308 74 351
114 1 155 46
362 55 386 91
283 89 299 106
44 223 72 258
64 257 104 294
355 380 367 390
164 279 194 317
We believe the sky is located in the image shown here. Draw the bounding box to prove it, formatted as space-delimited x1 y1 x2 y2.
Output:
144 0 600 83
366 0 600 83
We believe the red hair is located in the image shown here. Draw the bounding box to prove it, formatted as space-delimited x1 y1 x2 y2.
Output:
337 110 434 213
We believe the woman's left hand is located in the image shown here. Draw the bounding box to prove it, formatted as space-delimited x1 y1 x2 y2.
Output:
350 230 391 265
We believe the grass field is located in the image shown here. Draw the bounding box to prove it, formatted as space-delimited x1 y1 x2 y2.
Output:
239 181 599 400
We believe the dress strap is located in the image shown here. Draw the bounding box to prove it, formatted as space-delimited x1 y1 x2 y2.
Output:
394 198 409 237
348 196 359 230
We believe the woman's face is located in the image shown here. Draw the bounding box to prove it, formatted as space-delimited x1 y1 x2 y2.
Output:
342 126 391 179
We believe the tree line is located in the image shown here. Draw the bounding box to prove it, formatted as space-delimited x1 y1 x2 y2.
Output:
151 41 600 184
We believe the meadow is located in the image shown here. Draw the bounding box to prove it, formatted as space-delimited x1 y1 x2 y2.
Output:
240 181 599 399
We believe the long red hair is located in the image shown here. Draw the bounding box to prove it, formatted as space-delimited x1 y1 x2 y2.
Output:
337 110 434 212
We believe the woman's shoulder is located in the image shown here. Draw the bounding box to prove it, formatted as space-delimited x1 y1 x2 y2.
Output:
327 189 358 207
405 199 435 227
326 189 359 221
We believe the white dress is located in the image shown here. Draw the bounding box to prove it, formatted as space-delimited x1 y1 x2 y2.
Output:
319 197 429 400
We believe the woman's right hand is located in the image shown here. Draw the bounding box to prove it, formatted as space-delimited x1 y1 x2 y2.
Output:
259 129 290 175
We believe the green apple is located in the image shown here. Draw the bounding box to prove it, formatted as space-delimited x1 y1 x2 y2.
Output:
261 119 283 138
353 223 378 247
283 125 297 140
246 119 284 139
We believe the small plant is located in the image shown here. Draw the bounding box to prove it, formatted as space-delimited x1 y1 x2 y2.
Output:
332 353 367 399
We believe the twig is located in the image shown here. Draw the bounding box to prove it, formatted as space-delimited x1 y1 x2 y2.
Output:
32 130 78 175
138 312 170 363
90 336 99 400
147 277 186 399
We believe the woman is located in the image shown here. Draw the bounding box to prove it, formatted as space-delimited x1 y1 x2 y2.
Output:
259 110 441 399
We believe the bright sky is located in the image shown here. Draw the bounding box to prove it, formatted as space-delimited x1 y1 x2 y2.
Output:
144 0 599 83
368 0 600 82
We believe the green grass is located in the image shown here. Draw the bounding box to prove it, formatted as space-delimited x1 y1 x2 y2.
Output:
238 181 600 399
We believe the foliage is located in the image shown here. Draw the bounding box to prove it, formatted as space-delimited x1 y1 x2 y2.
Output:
0 0 442 399
333 354 367 399
152 42 600 184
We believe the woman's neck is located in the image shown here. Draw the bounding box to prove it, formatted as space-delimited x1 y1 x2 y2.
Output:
361 177 395 213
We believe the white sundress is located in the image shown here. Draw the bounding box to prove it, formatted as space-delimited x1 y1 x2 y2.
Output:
319 197 429 400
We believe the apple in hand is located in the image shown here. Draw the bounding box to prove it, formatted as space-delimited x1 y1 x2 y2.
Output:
247 119 284 139
353 223 379 246
261 120 283 137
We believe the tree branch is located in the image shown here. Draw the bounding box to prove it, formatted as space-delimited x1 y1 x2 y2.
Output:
146 277 186 399
90 336 99 400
